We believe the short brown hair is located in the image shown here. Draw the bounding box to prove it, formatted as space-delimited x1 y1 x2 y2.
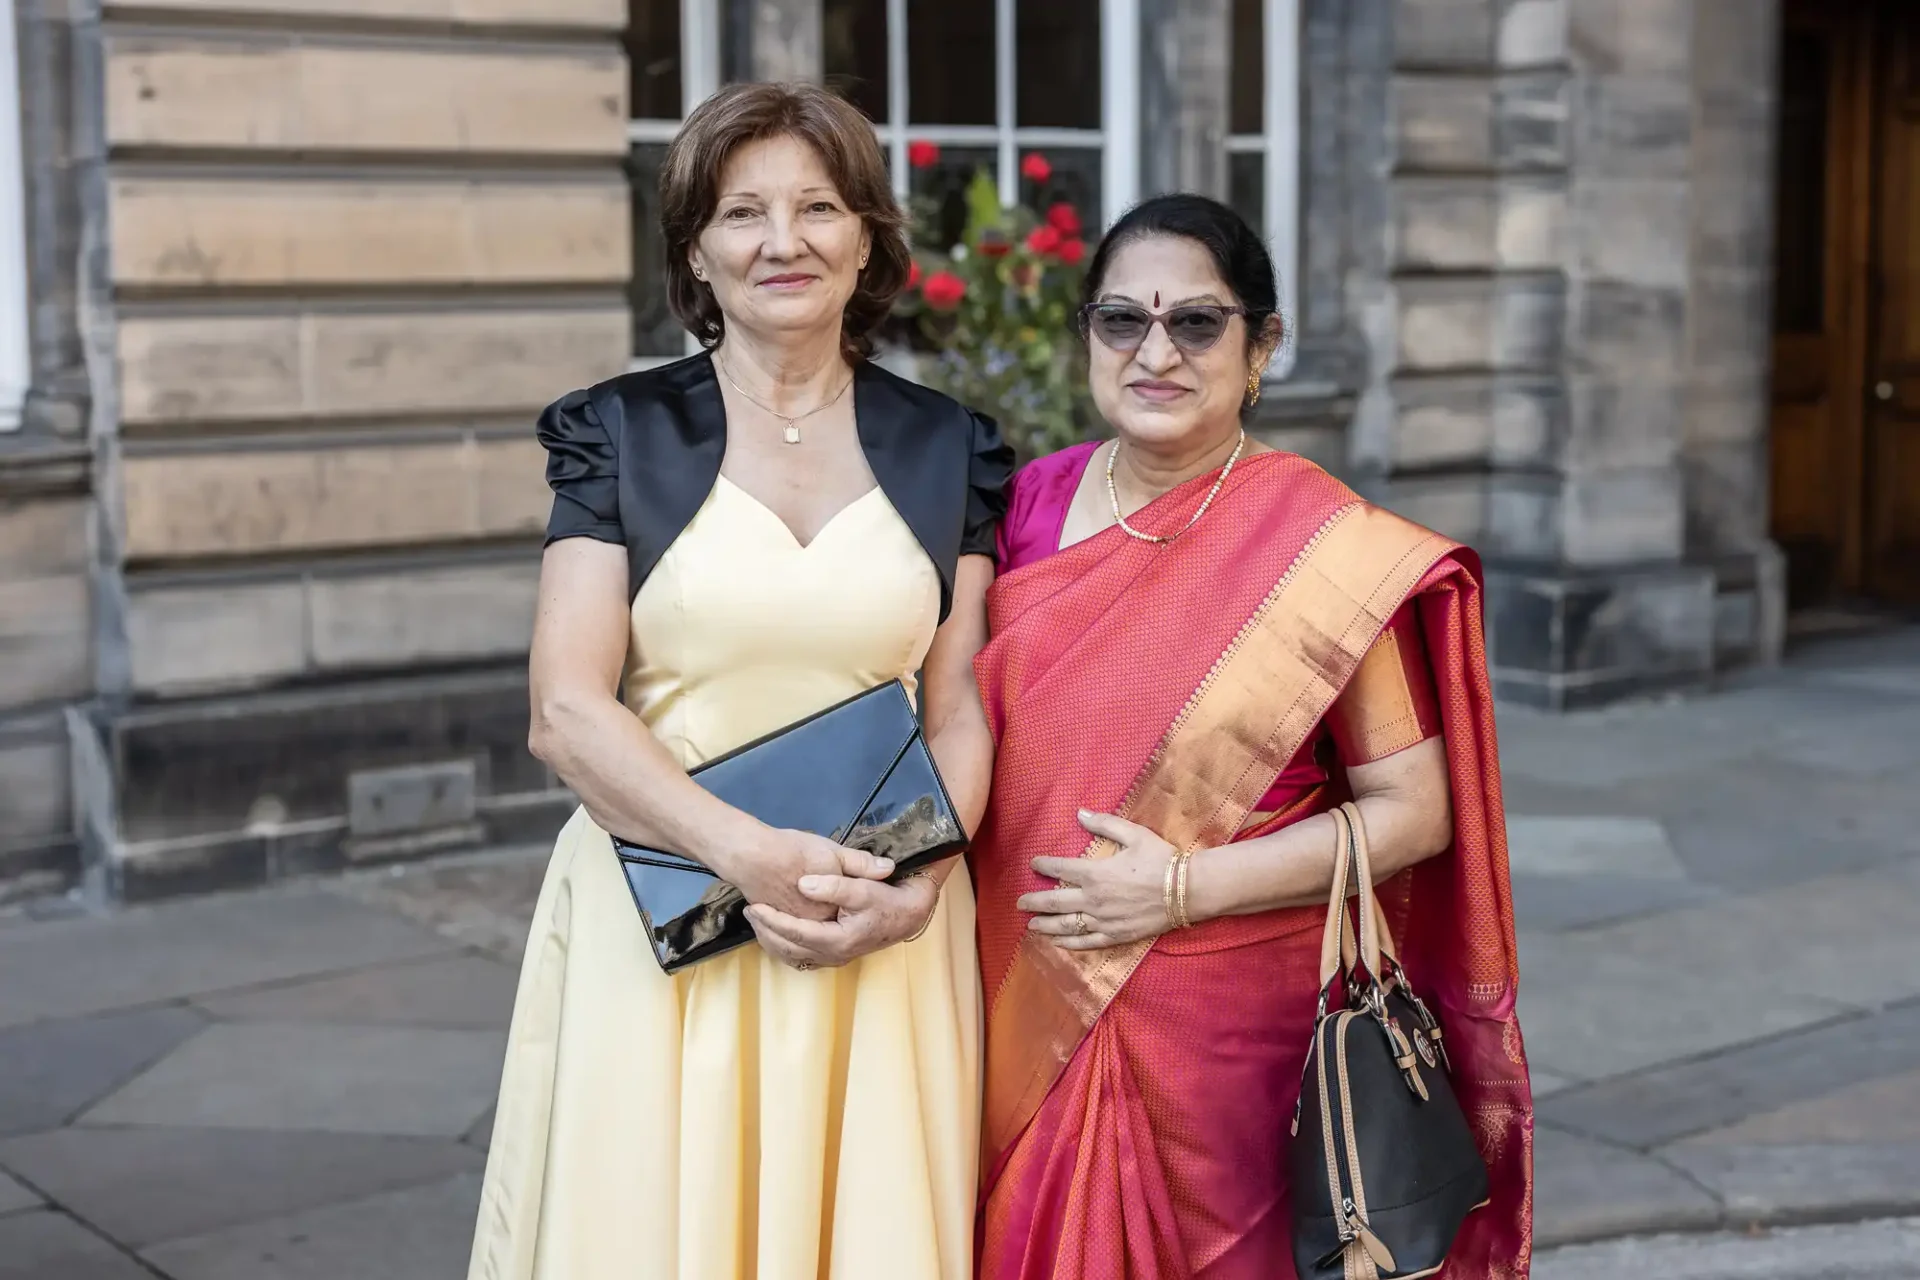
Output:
660 82 911 360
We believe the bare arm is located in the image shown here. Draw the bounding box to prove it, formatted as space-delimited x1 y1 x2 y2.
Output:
527 538 886 922
1022 737 1455 950
1184 737 1453 923
917 555 997 887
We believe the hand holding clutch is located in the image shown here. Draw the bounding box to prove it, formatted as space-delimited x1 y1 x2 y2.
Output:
746 869 941 969
708 826 896 925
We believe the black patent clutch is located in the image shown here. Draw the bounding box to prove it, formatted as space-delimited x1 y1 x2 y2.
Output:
610 680 969 973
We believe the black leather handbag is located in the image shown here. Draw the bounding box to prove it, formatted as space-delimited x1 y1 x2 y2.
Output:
1287 801 1488 1280
610 680 969 973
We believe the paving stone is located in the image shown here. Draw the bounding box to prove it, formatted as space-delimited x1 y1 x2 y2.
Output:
1689 1067 1920 1145
0 1127 481 1248
1551 865 1920 1012
0 888 456 1028
1765 702 1920 780
322 846 547 964
1515 927 1848 1081
463 1105 494 1151
1662 1143 1920 1225
0 1209 153 1280
1536 1217 1920 1280
0 1004 206 1137
1542 1001 1920 1149
82 1021 503 1138
0 1168 40 1216
192 953 518 1030
1507 815 1689 880
1529 1068 1576 1097
1533 1124 1721 1249
142 1171 482 1280
1511 870 1722 931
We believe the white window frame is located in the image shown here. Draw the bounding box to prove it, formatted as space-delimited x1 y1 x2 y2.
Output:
875 0 1110 212
1228 0 1300 380
622 0 1298 378
0 0 32 431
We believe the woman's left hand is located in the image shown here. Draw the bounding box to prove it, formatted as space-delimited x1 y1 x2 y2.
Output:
1020 810 1180 950
746 870 940 970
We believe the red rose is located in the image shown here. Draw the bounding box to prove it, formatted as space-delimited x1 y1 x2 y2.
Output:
1021 153 1052 182
1025 225 1063 257
907 259 922 288
922 270 967 310
1046 202 1082 235
1057 237 1086 266
979 238 1012 258
908 139 940 169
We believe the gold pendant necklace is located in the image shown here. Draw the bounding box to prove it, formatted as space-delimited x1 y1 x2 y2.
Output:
1106 430 1247 545
714 352 853 445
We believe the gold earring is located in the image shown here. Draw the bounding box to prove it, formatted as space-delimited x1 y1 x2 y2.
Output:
1246 368 1263 406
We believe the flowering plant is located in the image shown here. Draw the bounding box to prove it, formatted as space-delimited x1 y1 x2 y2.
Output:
890 145 1097 462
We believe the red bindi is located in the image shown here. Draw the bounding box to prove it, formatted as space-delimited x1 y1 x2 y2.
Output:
1152 290 1160 308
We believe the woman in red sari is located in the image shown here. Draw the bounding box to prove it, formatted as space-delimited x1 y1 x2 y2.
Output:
971 195 1533 1278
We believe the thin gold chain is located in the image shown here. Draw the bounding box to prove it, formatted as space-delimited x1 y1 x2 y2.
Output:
713 351 853 444
1105 430 1247 545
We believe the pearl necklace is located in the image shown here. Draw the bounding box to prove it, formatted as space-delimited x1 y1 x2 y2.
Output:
1105 430 1247 545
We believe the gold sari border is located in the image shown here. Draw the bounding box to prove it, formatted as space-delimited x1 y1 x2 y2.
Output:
984 502 1455 1165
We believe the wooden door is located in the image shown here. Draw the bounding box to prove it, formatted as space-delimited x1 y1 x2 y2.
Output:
1863 8 1920 602
1770 0 1920 608
1768 0 1873 608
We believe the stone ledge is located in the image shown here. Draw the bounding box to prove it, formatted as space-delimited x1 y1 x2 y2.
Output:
66 669 566 904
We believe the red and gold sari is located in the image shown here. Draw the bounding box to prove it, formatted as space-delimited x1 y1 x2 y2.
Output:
970 447 1533 1278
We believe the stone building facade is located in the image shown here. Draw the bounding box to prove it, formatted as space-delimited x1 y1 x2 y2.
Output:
0 0 1879 903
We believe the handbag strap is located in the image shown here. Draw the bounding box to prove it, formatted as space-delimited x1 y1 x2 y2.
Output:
1318 803 1404 991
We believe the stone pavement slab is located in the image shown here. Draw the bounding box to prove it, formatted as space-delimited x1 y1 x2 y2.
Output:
191 952 518 1029
1689 1066 1920 1144
0 1209 153 1280
1533 1124 1721 1248
1664 1143 1920 1226
1536 1217 1920 1280
322 846 548 964
82 1021 503 1138
1515 926 1848 1083
0 888 456 1028
0 1004 206 1137
0 1127 481 1248
0 1168 39 1216
1540 1000 1920 1148
141 1171 482 1280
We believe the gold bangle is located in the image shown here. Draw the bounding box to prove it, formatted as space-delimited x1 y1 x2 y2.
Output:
1171 849 1197 930
901 869 938 944
1162 853 1181 928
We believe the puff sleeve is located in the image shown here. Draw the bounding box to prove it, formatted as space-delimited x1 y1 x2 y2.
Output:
960 410 1015 559
536 388 623 547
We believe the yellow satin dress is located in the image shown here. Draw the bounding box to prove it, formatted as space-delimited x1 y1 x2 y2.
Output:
468 476 983 1280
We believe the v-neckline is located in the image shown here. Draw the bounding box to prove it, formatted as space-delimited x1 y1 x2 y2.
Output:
716 474 883 550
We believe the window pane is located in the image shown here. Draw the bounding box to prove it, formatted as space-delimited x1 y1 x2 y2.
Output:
908 0 996 125
825 0 890 123
1231 0 1263 136
1228 152 1264 241
910 146 998 249
1772 33 1828 334
629 143 684 358
1017 0 1101 129
1023 147 1102 235
628 0 682 120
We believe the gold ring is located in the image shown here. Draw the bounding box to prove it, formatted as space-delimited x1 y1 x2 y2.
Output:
1074 912 1091 935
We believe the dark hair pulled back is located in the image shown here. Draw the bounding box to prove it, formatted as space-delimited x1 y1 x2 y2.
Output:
1078 194 1281 356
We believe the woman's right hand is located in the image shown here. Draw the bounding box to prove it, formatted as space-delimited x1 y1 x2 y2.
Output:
711 826 895 922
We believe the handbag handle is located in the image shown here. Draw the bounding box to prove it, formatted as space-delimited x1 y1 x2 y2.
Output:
1317 803 1402 991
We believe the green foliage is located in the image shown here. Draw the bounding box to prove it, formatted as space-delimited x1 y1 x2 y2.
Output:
892 162 1097 463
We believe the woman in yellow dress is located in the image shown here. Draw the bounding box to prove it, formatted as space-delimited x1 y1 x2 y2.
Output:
466 83 1010 1280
